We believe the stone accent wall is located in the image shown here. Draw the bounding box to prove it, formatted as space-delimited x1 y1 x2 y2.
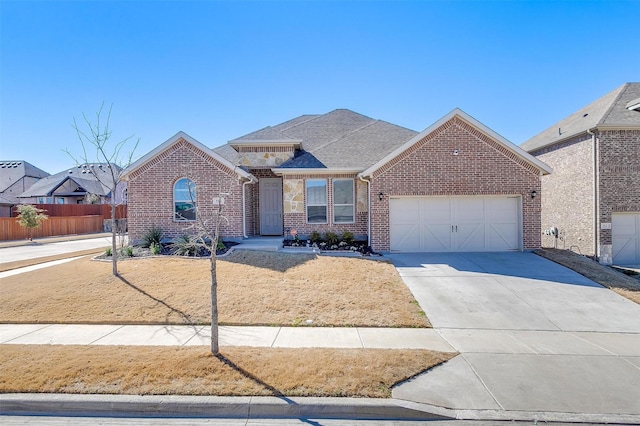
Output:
356 179 368 213
283 179 304 214
239 152 293 168
127 139 245 242
530 134 595 256
281 173 368 239
370 116 542 251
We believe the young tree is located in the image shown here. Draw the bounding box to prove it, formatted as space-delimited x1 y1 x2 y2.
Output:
66 103 139 276
171 171 239 355
15 204 48 241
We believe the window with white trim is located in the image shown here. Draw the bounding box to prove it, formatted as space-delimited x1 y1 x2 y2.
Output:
333 179 354 223
174 178 196 221
306 179 327 223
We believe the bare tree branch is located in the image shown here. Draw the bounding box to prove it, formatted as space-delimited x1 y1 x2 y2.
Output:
65 103 139 276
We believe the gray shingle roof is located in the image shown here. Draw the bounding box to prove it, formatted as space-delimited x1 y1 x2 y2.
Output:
221 109 418 170
521 82 640 152
229 126 300 143
18 163 121 198
0 161 50 194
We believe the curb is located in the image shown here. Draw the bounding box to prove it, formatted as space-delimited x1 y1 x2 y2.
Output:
394 399 640 425
0 394 449 420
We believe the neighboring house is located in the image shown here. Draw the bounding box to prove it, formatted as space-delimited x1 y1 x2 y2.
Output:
0 160 50 217
17 163 126 205
521 82 640 265
124 108 551 252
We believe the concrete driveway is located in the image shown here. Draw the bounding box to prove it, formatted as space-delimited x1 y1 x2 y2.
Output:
0 235 112 266
390 252 640 333
388 252 640 422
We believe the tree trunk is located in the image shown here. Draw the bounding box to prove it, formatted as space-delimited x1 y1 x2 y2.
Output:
210 250 219 355
111 204 118 276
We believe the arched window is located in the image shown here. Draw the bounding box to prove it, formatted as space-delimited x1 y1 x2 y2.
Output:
174 178 196 221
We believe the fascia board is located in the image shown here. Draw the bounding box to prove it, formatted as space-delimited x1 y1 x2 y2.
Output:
525 124 640 154
359 108 553 177
123 131 255 182
230 139 302 146
271 168 362 175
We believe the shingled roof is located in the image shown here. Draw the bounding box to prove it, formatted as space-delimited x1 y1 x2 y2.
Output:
222 109 418 170
18 163 121 198
521 82 640 152
0 160 50 203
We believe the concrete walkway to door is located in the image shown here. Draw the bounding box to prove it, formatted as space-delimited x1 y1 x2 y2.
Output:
388 252 640 423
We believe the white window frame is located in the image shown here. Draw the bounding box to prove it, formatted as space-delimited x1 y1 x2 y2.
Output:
174 177 196 222
306 179 328 224
332 179 355 224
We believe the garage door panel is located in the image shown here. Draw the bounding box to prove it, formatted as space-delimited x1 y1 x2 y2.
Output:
457 223 486 251
457 198 485 223
487 197 519 221
613 238 636 264
389 196 521 252
612 213 640 265
421 197 451 221
390 223 421 251
421 223 453 251
391 198 420 222
488 223 519 251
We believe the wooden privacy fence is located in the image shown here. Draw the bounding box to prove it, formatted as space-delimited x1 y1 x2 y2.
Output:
26 204 127 218
0 215 104 241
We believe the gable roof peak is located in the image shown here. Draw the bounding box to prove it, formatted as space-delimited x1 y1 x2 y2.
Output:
359 108 552 178
521 83 640 152
124 131 255 182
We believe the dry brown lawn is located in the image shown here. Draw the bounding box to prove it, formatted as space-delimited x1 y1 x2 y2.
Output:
535 248 640 304
0 345 453 397
0 251 428 327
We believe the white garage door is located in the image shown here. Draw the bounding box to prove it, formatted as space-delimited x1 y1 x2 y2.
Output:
390 196 520 252
612 212 640 265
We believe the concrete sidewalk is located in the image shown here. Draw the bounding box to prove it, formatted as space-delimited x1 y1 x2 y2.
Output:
0 323 456 351
2 323 639 423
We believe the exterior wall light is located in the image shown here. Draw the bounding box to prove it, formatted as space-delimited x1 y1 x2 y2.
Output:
530 190 537 199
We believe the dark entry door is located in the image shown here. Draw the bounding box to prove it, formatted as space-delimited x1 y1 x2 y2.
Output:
259 178 283 235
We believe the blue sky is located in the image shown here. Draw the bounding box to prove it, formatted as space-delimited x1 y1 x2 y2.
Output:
1 0 639 174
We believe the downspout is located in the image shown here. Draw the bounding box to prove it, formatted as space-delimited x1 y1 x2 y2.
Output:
587 128 598 260
242 179 252 239
358 175 371 247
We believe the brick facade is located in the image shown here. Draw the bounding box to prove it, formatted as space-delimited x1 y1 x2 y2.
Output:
530 134 595 255
128 114 547 251
529 129 640 262
598 130 640 262
127 139 246 242
369 117 542 251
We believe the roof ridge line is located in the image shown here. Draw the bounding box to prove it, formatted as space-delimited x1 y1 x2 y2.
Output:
598 83 629 125
311 119 380 152
278 114 322 133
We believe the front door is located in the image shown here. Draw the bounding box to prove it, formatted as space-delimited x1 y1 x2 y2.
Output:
259 178 283 235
